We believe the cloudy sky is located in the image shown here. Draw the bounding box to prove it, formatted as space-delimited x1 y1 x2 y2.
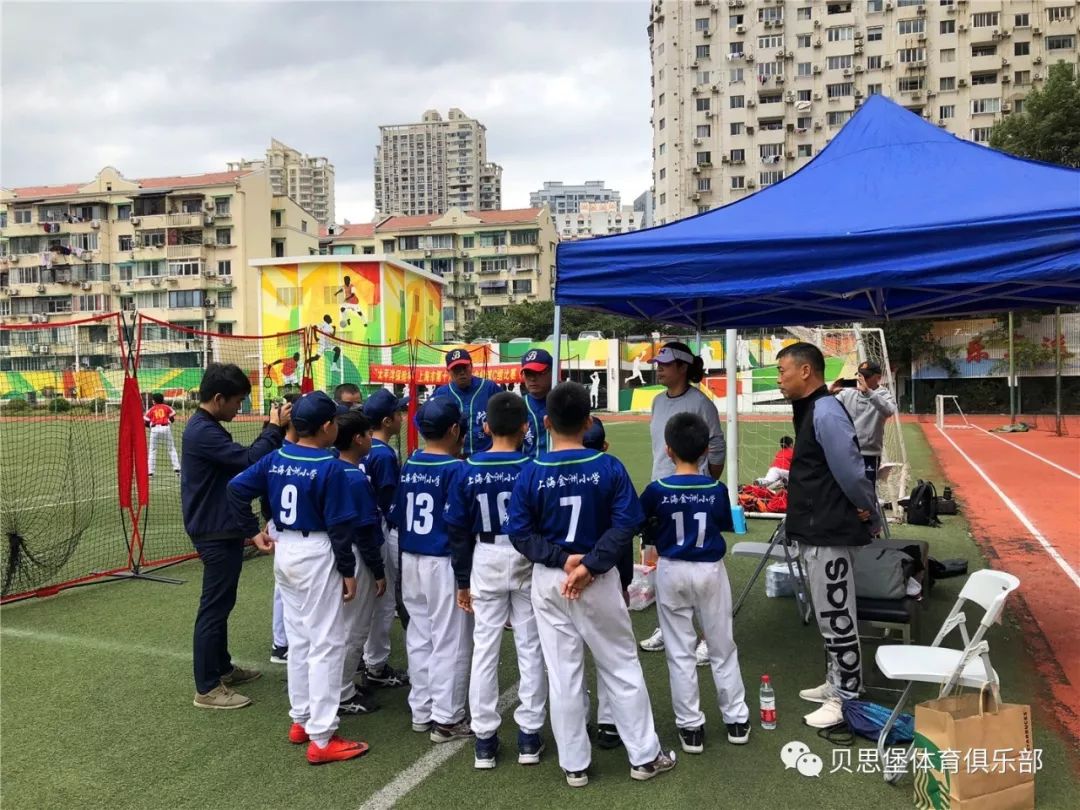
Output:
1 0 653 221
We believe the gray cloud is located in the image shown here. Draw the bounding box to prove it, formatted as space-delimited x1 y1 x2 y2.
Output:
1 0 653 219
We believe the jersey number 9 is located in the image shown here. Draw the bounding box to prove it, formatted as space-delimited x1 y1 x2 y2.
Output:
279 484 298 526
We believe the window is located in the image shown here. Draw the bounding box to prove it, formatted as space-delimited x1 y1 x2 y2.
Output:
868 83 884 95
696 124 712 137
658 143 666 155
1047 35 1076 50
898 77 925 92
13 208 32 224
868 0 883 11
168 260 201 277
759 6 784 22
971 98 1000 115
797 7 812 21
697 70 711 85
659 117 666 130
1014 13 1029 27
760 92 783 104
1014 70 1031 86
730 41 745 55
971 72 998 85
71 232 98 251
696 97 711 111
759 170 784 187
939 105 956 119
217 260 231 275
827 110 852 127
827 1 853 12
970 127 993 143
658 168 666 181
398 235 421 251
940 19 955 34
798 89 812 101
827 82 854 97
759 35 783 50
1014 41 1030 56
867 26 883 42
300 220 308 233
730 122 744 135
899 47 926 63
971 44 997 57
758 61 781 77
868 55 883 69
729 68 745 85
797 34 812 48
215 228 232 245
898 18 926 35
136 261 164 278
696 44 711 59
696 151 712 166
941 48 956 62
478 231 506 247
797 115 812 129
940 76 956 90
797 144 813 157
658 193 666 205
827 55 853 70
798 61 812 76
697 178 712 192
695 17 709 31
214 197 230 216
512 280 533 295
729 14 743 28
971 12 999 28
272 210 283 227
1013 99 1025 115
731 176 746 190
169 290 200 309
760 143 783 159
897 0 925 5
827 26 854 42
730 148 746 162
1048 6 1074 22
730 95 745 108
116 204 131 221
118 235 133 251
462 235 475 249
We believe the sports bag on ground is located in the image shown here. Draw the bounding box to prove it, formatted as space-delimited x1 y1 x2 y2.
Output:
906 480 940 526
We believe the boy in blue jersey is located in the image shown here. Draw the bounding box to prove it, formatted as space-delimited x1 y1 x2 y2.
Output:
640 412 750 755
520 349 553 458
332 410 387 717
431 348 501 458
360 388 410 688
388 397 473 743
227 392 368 765
505 382 675 787
446 392 547 770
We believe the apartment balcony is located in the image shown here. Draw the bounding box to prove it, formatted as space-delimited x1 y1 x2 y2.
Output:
167 212 206 228
134 244 166 260
970 55 1002 73
166 244 204 259
130 213 166 230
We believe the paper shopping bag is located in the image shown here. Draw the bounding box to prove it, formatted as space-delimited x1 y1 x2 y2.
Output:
912 688 1035 810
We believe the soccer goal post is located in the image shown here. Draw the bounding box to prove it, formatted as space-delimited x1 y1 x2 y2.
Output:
935 394 972 430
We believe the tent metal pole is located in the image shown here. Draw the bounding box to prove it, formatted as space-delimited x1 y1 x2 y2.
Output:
1008 312 1016 424
725 328 738 506
552 304 563 382
1055 306 1063 437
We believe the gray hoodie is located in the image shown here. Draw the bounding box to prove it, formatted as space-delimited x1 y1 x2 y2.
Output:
835 385 897 456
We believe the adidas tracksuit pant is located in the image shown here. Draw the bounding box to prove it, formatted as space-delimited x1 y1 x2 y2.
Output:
801 544 862 701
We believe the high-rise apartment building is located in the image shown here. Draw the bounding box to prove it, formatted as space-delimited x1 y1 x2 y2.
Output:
553 202 644 241
649 0 1078 223
633 189 656 229
0 166 318 371
321 207 557 340
529 180 621 216
228 139 335 225
374 109 503 216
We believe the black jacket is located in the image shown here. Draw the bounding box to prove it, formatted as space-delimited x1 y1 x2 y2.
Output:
786 386 879 547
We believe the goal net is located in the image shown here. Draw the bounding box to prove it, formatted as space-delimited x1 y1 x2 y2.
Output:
935 394 972 430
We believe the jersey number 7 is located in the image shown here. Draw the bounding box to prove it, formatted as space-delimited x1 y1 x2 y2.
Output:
559 495 581 545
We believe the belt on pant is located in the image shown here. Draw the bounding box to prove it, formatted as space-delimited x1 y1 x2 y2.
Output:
276 529 327 541
477 533 513 546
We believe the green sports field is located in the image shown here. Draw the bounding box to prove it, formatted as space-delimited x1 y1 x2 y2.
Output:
1 422 1076 809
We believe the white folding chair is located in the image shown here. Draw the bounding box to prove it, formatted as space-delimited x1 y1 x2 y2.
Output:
731 518 813 625
873 569 1020 784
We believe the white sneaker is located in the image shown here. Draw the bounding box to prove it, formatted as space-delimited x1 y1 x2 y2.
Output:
695 639 709 667
639 627 665 652
798 682 831 704
803 697 844 729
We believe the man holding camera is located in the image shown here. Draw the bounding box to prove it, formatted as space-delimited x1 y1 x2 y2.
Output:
830 361 897 485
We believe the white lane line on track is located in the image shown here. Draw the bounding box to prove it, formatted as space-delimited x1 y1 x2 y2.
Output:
936 426 1080 591
972 425 1080 482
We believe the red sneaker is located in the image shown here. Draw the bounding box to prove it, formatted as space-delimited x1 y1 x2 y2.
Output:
306 735 369 765
288 723 309 744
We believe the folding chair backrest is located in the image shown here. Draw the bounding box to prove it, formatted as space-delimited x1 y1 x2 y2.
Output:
958 570 1021 618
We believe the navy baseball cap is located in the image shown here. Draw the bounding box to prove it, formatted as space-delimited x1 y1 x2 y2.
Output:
416 397 462 440
583 417 606 451
521 348 553 373
291 391 338 432
858 361 883 376
363 388 408 422
445 348 472 369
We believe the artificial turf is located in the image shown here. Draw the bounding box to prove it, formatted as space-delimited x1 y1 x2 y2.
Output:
1 422 1076 809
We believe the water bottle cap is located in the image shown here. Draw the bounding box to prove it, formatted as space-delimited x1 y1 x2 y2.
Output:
761 674 771 683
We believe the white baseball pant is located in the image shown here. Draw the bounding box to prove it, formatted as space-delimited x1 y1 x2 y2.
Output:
363 521 398 669
148 425 179 472
274 531 346 746
531 565 662 772
655 558 749 730
469 539 546 739
401 551 472 726
271 585 288 648
341 543 381 702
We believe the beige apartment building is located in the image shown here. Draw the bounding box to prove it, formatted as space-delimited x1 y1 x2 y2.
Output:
649 0 1079 223
553 202 646 241
0 166 318 371
374 109 503 216
228 138 336 225
322 207 557 339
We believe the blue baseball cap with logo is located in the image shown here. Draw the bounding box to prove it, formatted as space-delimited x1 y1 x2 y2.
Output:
582 417 606 451
291 391 339 432
363 388 409 423
445 348 472 369
415 397 462 440
520 348 553 373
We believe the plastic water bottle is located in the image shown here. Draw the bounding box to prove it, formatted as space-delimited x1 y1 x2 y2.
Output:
760 674 777 730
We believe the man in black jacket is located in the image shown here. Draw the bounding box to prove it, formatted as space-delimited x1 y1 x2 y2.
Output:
777 342 880 729
182 363 291 710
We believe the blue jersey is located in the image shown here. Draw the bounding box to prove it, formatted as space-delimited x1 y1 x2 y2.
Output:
228 444 357 534
639 475 734 562
521 393 550 458
432 377 500 457
361 438 400 516
446 451 530 541
389 451 466 556
505 449 643 567
337 460 381 538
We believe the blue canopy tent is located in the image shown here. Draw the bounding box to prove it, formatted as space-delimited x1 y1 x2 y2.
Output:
555 95 1080 331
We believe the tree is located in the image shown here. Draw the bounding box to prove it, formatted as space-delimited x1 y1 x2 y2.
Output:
461 301 662 343
989 61 1080 167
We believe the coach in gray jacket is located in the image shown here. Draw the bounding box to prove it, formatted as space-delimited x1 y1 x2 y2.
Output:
777 342 880 730
830 360 897 485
